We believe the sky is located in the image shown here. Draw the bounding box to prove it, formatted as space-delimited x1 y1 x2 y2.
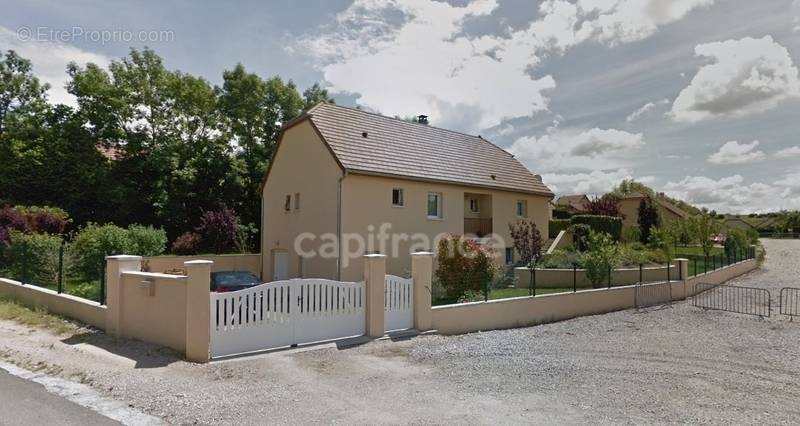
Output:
1 0 799 213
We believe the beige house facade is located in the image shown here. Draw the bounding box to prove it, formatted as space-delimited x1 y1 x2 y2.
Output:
618 192 689 227
261 103 553 282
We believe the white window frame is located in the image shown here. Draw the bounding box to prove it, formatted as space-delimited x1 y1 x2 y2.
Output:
469 198 479 213
427 192 443 219
516 200 527 218
294 193 301 210
392 188 404 207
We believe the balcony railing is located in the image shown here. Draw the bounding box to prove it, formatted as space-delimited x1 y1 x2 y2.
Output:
464 218 492 237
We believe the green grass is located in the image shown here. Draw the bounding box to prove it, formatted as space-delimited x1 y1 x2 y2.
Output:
487 287 578 299
0 297 77 335
674 246 723 257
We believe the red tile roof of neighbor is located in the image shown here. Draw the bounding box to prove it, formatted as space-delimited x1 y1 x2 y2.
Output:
287 103 554 197
556 194 590 211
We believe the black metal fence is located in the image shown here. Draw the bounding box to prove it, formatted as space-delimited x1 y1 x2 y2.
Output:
686 246 755 278
692 283 771 317
779 288 800 319
634 281 673 310
0 240 106 304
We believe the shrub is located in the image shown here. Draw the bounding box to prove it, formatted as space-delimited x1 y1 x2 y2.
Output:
585 195 622 217
509 220 543 267
172 232 201 255
648 226 676 260
548 219 570 239
435 235 499 301
569 224 592 252
552 206 573 219
540 249 581 269
5 231 62 286
16 206 69 235
0 206 29 235
581 232 621 288
197 207 243 253
127 225 167 257
618 244 648 266
724 229 749 258
69 223 133 280
622 226 641 244
570 215 622 241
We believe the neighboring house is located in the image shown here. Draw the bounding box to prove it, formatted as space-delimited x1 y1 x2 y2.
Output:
555 194 590 213
261 102 554 282
618 192 689 227
723 216 757 233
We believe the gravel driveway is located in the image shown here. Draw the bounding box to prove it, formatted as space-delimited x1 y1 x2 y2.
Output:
1 239 798 424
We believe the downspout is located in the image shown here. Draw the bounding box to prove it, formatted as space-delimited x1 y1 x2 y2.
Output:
336 170 348 280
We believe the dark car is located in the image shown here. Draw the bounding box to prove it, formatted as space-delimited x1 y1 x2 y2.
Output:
210 271 263 292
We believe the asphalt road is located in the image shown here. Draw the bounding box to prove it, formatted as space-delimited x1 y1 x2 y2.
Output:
0 369 118 426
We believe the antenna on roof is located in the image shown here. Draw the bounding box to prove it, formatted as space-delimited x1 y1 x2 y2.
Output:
417 115 428 125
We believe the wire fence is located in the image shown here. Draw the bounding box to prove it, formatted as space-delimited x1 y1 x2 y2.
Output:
0 240 107 304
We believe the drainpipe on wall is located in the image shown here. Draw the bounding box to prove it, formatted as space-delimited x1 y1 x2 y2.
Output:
336 171 347 280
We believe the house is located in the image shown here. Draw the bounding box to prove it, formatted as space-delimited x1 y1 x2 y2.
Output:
617 192 689 227
555 194 590 213
722 216 757 233
260 102 554 282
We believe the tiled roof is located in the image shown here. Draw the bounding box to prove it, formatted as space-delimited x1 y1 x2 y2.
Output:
556 194 590 211
304 103 553 197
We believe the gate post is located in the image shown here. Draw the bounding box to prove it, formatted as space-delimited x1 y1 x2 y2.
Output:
411 252 433 331
363 254 386 338
185 260 212 363
105 255 142 336
675 258 689 300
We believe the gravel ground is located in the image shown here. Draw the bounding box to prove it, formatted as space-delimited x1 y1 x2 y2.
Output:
0 239 798 425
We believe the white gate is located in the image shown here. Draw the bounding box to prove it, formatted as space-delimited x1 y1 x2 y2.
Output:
210 279 365 358
384 275 413 332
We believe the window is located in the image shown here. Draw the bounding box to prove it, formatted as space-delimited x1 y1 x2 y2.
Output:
469 198 479 213
284 195 291 212
427 192 443 218
294 193 301 210
392 188 404 207
516 200 527 218
505 247 514 265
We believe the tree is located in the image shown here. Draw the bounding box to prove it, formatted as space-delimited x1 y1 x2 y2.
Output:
638 198 660 244
435 235 498 301
783 211 800 232
0 50 49 138
585 195 623 218
302 83 333 110
509 220 543 293
690 214 719 257
581 231 621 288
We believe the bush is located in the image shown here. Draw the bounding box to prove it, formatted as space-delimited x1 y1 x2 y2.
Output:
127 225 167 257
540 249 581 269
16 206 69 235
570 215 622 241
69 223 132 280
548 219 570 239
5 231 62 286
0 206 29 236
581 232 621 288
569 224 592 252
197 207 244 253
552 206 573 219
172 232 201 255
724 229 749 258
638 198 661 244
435 235 499 301
622 226 641 243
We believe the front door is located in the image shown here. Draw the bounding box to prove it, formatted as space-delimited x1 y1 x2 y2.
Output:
272 251 289 281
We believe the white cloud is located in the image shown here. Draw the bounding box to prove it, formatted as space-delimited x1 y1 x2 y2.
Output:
0 26 110 106
707 140 765 164
626 98 669 122
774 146 800 158
664 173 800 213
542 169 653 196
508 127 644 173
671 36 800 122
298 0 712 131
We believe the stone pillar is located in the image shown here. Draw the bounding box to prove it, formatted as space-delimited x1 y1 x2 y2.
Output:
184 260 212 363
675 258 689 300
105 255 142 336
363 254 386 338
411 252 433 331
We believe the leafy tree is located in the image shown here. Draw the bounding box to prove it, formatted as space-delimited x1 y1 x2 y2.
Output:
302 83 333 110
0 50 49 137
638 198 661 244
724 229 748 258
581 231 621 288
585 195 623 217
689 214 719 257
783 211 800 232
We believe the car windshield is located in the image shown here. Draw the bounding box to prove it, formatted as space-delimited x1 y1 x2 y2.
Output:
212 272 260 288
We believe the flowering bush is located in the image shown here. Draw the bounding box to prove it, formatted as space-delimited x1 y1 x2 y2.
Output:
196 207 244 253
434 234 499 301
172 232 201 255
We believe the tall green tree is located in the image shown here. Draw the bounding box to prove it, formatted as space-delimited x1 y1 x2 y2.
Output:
0 50 49 138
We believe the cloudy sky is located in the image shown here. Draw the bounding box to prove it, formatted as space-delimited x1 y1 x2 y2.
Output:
2 0 799 213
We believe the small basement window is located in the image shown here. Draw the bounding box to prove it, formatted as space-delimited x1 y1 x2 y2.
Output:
284 195 291 212
392 188 404 207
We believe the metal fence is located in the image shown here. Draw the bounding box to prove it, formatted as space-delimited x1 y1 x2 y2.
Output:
779 288 800 319
692 283 771 317
686 246 755 278
634 281 673 310
0 240 106 304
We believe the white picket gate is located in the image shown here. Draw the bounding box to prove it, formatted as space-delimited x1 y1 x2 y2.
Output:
384 275 414 332
210 279 365 358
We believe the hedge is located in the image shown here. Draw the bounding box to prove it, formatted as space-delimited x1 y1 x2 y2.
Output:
569 215 623 241
548 219 571 239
